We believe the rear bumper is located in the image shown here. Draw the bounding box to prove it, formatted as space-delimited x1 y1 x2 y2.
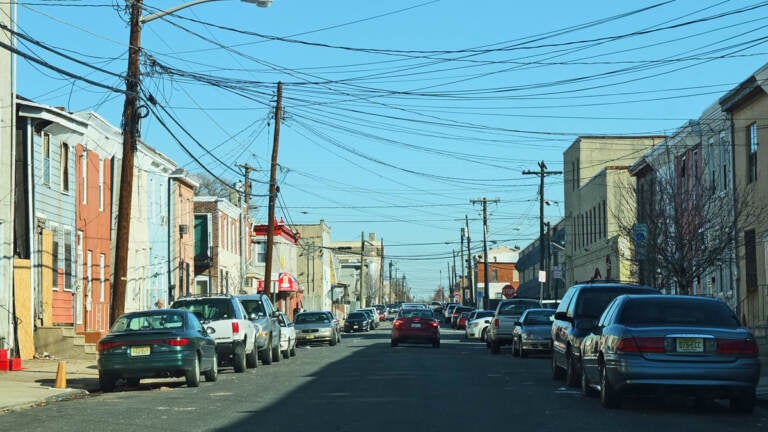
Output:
98 350 196 378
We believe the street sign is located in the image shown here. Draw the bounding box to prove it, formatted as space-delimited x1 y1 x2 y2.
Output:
501 284 516 298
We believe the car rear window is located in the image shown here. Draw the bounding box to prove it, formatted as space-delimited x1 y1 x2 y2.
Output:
240 299 266 317
348 312 365 319
619 298 740 328
575 287 657 318
523 310 553 325
111 312 186 332
399 309 434 319
498 301 540 316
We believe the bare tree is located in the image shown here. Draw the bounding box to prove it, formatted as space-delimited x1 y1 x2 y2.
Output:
194 171 234 199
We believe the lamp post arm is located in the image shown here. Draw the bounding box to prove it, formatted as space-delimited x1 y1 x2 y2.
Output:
141 0 224 24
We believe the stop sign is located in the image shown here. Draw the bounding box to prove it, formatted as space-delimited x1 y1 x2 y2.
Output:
502 284 516 298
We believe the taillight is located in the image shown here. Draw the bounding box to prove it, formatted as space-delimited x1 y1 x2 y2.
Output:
166 338 190 347
431 321 439 328
716 338 759 355
616 337 665 353
232 321 240 334
493 318 499 329
98 341 125 352
393 319 404 328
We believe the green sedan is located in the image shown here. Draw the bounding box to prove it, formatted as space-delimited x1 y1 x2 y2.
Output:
97 309 217 392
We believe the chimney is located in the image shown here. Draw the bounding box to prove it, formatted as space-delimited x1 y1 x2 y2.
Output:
369 233 376 242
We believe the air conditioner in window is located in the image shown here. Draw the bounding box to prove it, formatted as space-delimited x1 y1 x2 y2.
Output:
179 224 189 234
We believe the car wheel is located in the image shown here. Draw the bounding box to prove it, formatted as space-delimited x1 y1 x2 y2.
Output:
290 340 296 357
246 343 258 369
99 371 117 393
261 346 273 365
433 340 440 348
126 377 140 387
272 344 281 363
520 344 528 358
512 340 520 357
490 340 501 354
482 328 488 344
581 364 597 397
185 355 201 387
329 331 338 346
233 344 247 373
565 351 579 387
730 391 756 413
600 365 620 409
282 348 289 359
204 353 218 382
552 351 565 380
391 339 398 347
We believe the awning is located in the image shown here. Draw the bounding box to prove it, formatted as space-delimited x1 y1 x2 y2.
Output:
257 272 302 293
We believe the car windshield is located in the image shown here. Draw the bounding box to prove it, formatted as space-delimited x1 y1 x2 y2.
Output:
575 288 657 318
171 299 235 322
619 298 740 328
111 312 185 332
523 310 553 325
348 312 366 319
498 301 539 316
295 313 330 324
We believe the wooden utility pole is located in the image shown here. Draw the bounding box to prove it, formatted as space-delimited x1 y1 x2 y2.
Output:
379 238 384 305
264 82 282 305
464 215 474 306
471 198 499 310
388 260 393 305
237 164 257 293
112 0 143 324
359 231 366 308
523 161 562 300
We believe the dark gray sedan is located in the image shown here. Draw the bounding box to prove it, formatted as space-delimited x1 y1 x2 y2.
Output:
511 308 554 357
580 295 760 412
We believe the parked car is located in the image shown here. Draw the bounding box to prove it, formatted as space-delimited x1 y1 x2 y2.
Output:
580 295 760 412
465 310 495 340
295 311 341 346
391 308 440 348
236 293 282 365
456 311 472 330
344 311 372 333
170 295 258 372
443 303 459 323
97 309 217 391
487 298 542 354
359 308 381 328
451 305 474 328
357 309 378 330
551 283 660 387
276 311 296 359
511 308 554 358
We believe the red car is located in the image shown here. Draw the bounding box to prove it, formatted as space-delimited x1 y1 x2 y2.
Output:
391 308 440 348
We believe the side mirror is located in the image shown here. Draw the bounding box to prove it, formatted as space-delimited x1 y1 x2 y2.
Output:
249 313 258 320
554 311 570 322
271 310 281 318
514 321 522 326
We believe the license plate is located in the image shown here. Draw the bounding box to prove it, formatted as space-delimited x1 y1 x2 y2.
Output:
130 346 150 356
411 323 421 328
353 326 359 329
676 338 703 353
305 334 315 339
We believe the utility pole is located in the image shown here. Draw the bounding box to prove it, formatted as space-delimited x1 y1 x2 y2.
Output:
393 266 398 303
237 164 257 293
359 231 366 308
112 0 143 324
388 260 393 305
465 215 474 307
264 82 282 306
379 238 385 305
471 198 499 310
459 229 466 304
446 262 451 303
451 250 457 302
523 161 562 301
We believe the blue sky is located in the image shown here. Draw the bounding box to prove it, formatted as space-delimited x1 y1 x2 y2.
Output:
11 0 768 300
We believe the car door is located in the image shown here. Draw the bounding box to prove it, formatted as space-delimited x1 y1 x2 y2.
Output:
552 287 577 368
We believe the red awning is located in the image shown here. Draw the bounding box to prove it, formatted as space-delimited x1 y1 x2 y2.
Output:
257 272 301 293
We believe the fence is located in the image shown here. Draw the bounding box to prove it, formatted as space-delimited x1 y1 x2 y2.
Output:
736 284 768 333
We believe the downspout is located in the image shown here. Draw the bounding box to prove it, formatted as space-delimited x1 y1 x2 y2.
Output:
25 118 36 330
727 111 742 321
167 176 173 302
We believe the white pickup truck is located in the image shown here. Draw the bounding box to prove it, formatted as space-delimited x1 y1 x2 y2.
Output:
486 298 542 354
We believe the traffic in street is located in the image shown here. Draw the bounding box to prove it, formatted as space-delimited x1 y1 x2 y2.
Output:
0 314 765 432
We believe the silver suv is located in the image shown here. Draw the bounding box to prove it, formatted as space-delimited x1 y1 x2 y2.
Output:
170 295 258 373
236 294 282 365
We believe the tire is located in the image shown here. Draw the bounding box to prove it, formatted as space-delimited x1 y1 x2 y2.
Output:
185 355 201 388
282 349 289 359
391 339 398 347
512 340 520 357
272 345 281 363
204 353 218 382
433 340 440 348
233 344 247 373
482 329 488 344
329 331 338 346
490 340 501 354
99 371 117 393
289 341 296 357
600 365 620 409
552 351 565 380
730 391 756 413
246 343 258 369
581 365 597 397
261 346 273 365
520 345 528 358
565 351 579 387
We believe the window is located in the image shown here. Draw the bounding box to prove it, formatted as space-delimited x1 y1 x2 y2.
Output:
61 142 70 193
745 229 758 292
81 150 87 204
491 269 498 282
99 253 106 302
748 123 758 183
42 133 51 185
98 159 104 211
86 250 92 306
52 226 59 290
64 227 73 291
256 242 267 263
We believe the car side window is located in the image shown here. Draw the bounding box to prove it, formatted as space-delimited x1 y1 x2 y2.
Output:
566 289 580 317
263 297 274 315
557 288 575 315
188 313 204 332
599 299 619 327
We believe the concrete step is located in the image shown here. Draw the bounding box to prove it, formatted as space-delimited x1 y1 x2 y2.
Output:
34 327 96 360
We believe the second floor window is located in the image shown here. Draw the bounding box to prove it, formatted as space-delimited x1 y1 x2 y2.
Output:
61 142 70 193
42 133 51 185
256 242 267 263
748 122 758 183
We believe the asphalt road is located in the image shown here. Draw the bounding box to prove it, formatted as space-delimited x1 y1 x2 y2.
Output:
0 321 767 432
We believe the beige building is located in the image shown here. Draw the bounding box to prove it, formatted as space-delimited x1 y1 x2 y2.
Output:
294 221 333 312
563 136 665 286
719 63 768 329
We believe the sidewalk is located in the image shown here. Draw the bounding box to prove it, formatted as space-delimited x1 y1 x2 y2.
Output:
1 356 768 413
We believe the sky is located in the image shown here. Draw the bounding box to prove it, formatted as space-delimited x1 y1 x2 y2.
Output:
8 0 768 300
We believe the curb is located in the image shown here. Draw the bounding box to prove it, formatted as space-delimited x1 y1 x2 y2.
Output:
0 388 90 414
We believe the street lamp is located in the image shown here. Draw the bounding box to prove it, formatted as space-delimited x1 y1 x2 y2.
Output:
111 0 272 324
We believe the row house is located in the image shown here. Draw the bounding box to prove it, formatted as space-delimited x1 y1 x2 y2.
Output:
474 245 520 309
719 63 768 329
562 136 665 287
194 196 246 296
251 218 302 317
168 169 199 301
294 220 333 312
515 219 565 302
